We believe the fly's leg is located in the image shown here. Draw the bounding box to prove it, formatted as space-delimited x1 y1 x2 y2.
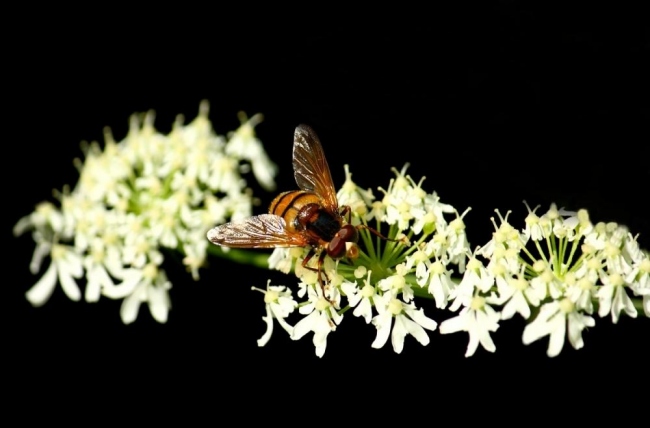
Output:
301 249 330 297
356 224 408 245
299 248 339 326
341 204 409 246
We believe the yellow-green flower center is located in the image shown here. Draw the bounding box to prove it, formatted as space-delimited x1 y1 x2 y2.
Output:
264 290 279 304
559 298 574 314
470 296 485 311
608 273 624 287
143 263 158 280
361 284 375 298
315 297 330 311
388 298 403 315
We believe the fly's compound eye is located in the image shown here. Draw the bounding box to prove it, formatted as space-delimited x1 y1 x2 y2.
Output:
327 225 359 259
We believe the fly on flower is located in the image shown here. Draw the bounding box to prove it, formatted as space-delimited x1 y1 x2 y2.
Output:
207 125 395 294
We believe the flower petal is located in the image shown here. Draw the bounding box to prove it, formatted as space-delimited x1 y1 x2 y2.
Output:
58 266 82 302
257 307 275 347
371 313 392 349
120 291 142 324
390 315 408 354
546 314 566 357
148 284 170 323
26 262 58 306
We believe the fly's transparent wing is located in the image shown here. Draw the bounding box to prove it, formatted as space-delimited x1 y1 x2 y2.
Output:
207 214 309 248
292 124 339 213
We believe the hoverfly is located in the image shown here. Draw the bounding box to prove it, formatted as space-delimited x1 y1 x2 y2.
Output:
207 124 364 294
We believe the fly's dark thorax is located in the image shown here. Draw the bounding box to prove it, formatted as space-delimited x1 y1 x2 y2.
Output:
307 208 340 242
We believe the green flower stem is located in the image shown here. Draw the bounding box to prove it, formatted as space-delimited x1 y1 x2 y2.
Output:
632 297 646 313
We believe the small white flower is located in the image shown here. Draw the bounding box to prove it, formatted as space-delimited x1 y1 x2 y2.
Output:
530 265 564 300
13 201 66 238
291 284 342 358
425 259 455 309
494 273 544 320
336 164 375 218
182 237 208 281
412 211 437 236
626 256 650 317
268 247 299 274
379 165 428 231
121 234 163 270
26 243 83 307
377 263 413 302
341 270 377 323
522 299 595 357
252 281 297 347
596 273 637 323
365 200 387 223
440 295 499 357
83 238 122 302
447 208 471 263
564 274 596 313
103 264 172 324
583 222 614 251
522 201 543 242
448 255 494 311
225 112 277 191
478 210 521 258
371 292 437 354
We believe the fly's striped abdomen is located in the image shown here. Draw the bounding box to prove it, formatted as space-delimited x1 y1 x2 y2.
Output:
269 191 321 232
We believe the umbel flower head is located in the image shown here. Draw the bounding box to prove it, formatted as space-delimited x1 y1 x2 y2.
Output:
249 167 649 358
438 204 649 357
256 164 472 356
14 101 277 323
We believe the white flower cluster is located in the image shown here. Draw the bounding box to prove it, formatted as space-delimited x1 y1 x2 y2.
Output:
259 165 472 357
14 102 276 323
440 204 649 357
254 168 649 358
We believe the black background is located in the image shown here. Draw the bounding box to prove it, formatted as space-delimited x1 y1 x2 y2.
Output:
7 4 649 409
